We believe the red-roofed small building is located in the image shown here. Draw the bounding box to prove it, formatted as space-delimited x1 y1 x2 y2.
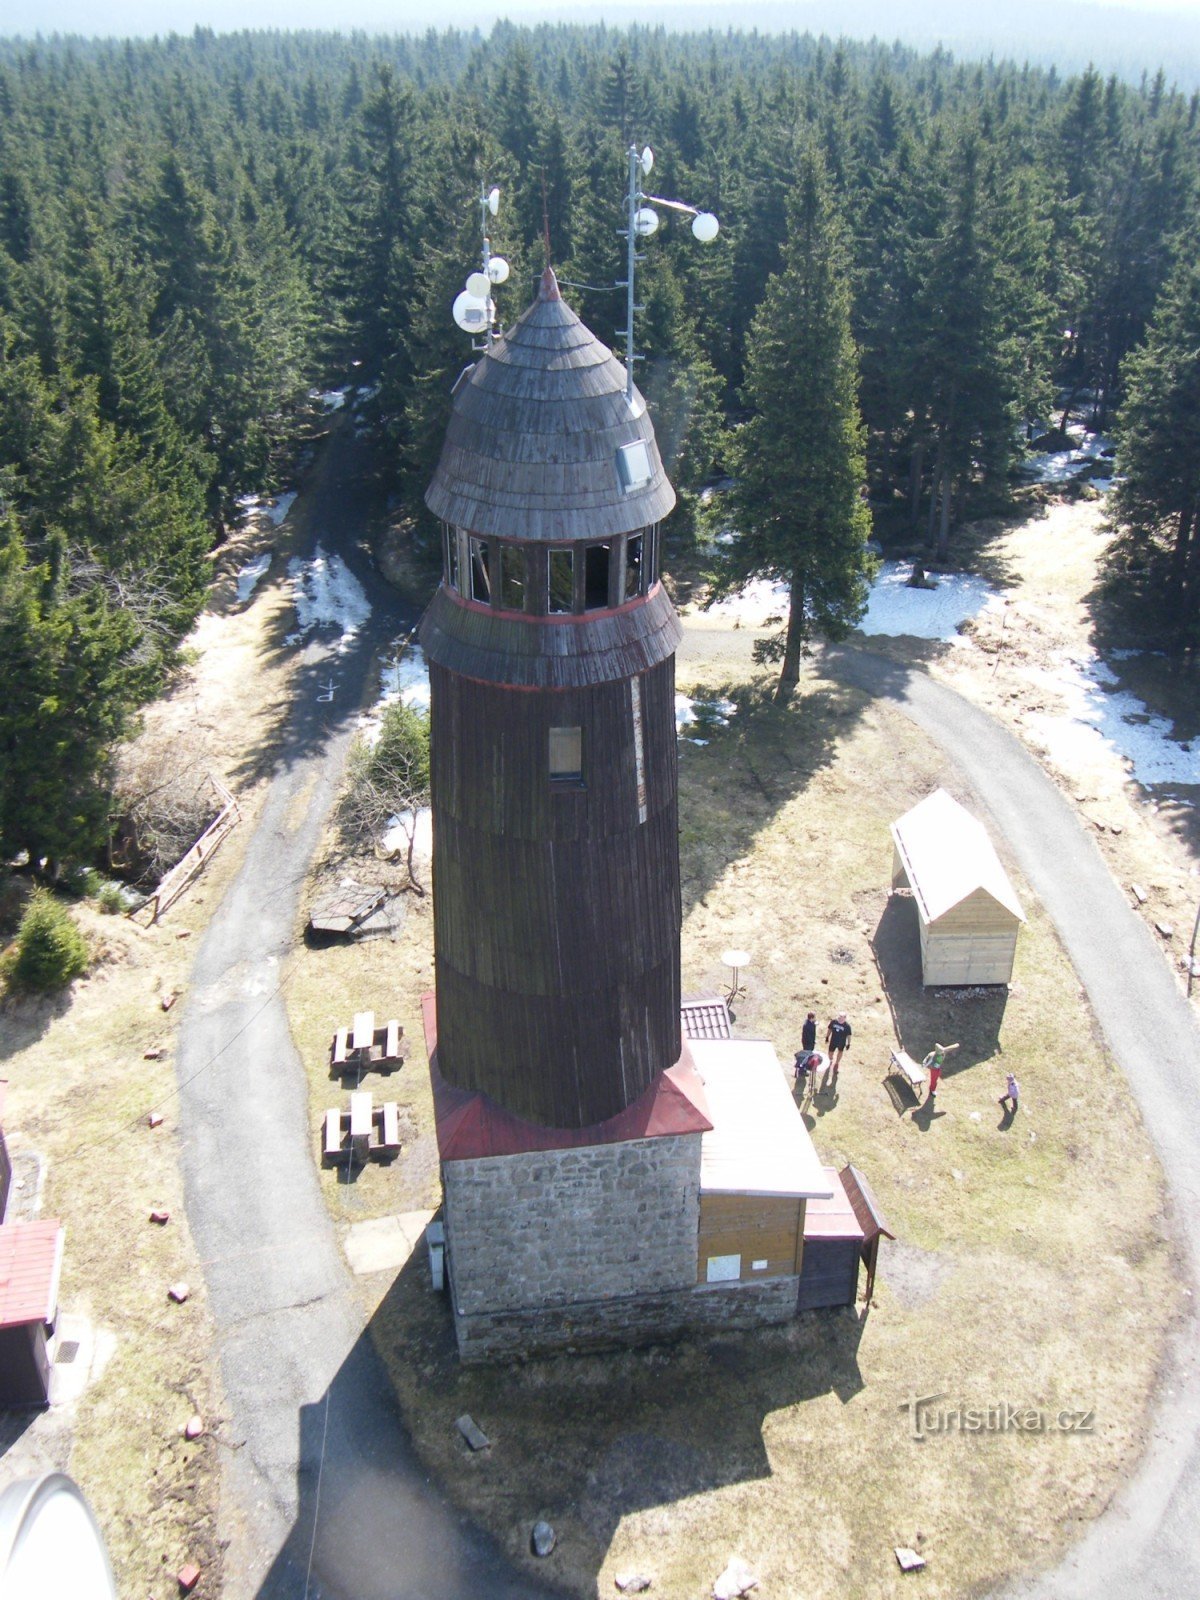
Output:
0 1219 65 1405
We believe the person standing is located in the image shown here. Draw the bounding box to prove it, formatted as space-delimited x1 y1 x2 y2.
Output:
922 1040 960 1100
825 1013 852 1082
801 1012 817 1054
999 1072 1020 1114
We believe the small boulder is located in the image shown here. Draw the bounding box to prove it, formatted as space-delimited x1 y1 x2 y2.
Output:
531 1520 556 1558
184 1415 204 1441
149 1209 170 1225
177 1562 201 1592
615 1575 652 1593
713 1557 758 1599
168 1282 191 1304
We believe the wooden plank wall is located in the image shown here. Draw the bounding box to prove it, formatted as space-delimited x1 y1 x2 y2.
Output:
796 1240 859 1311
697 1193 804 1283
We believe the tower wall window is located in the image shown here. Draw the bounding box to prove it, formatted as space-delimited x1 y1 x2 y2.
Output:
549 726 583 784
443 525 462 592
470 537 491 603
624 533 644 601
584 544 612 610
500 544 527 611
548 549 574 614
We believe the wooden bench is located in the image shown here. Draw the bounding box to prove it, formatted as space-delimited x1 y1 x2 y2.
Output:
322 1108 346 1163
889 1049 927 1097
331 1026 350 1069
383 1019 402 1062
379 1101 401 1153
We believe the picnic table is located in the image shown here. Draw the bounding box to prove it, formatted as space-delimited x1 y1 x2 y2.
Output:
321 1091 403 1165
330 1010 406 1075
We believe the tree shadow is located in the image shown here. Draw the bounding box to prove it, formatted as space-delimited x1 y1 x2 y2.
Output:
0 985 76 1060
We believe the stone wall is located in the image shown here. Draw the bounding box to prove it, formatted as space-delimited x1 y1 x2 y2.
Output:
451 1274 802 1363
443 1132 702 1318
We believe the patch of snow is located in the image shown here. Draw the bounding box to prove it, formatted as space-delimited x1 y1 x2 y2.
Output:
283 632 301 646
1024 652 1200 790
353 382 380 406
236 552 272 604
676 692 736 736
312 386 348 412
858 562 1000 641
380 643 431 712
703 576 789 623
266 491 297 527
1021 431 1115 486
286 545 371 653
383 806 433 858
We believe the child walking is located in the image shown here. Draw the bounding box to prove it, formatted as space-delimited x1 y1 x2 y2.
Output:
999 1072 1020 1114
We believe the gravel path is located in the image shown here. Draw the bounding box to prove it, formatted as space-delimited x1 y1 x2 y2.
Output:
174 423 558 1600
827 645 1200 1600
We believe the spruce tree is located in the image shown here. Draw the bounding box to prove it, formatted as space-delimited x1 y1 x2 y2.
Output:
715 144 872 694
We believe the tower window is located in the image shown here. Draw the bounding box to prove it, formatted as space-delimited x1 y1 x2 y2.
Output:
624 533 643 601
584 544 611 610
444 526 462 592
500 544 526 610
470 537 491 603
548 548 574 613
616 439 652 491
549 726 583 784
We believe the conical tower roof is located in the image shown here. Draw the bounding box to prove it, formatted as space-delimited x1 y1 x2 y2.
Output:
425 268 677 542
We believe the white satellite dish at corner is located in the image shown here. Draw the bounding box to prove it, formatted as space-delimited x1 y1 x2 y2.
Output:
453 290 490 333
641 146 654 175
691 211 719 242
466 271 490 299
634 207 660 237
488 186 500 216
487 255 510 284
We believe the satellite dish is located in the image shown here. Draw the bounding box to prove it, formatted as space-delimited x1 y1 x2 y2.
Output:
634 207 660 236
641 146 654 175
488 186 500 216
465 271 490 299
487 255 510 284
453 290 490 333
691 211 719 242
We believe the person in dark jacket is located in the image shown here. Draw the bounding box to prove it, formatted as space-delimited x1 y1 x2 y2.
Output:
825 1013 852 1081
801 1012 817 1053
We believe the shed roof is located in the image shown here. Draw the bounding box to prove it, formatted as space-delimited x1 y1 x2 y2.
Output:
805 1165 896 1242
689 1038 834 1200
890 788 1025 924
425 268 677 542
0 1220 64 1329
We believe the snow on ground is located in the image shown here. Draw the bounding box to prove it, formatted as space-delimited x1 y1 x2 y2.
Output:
266 491 297 527
1024 654 1199 795
676 690 737 745
383 807 433 858
236 488 297 527
858 561 1000 641
236 552 272 604
287 544 371 653
1021 430 1115 486
313 387 349 412
701 576 789 624
380 643 431 712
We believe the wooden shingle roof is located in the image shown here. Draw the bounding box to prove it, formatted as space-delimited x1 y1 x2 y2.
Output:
425 268 677 542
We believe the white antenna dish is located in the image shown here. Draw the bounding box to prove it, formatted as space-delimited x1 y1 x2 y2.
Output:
634 207 660 237
453 290 490 333
465 270 490 298
641 146 654 175
488 186 500 216
691 211 719 242
487 255 510 284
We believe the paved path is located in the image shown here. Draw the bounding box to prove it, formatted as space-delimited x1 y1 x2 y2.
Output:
827 646 1200 1600
174 425 558 1599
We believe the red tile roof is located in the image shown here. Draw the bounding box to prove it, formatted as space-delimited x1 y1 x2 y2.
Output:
423 993 711 1161
0 1220 65 1329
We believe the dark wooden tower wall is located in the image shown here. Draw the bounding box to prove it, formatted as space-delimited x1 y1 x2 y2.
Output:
422 268 686 1130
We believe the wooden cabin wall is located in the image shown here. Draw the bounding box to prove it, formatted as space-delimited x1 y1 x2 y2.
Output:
697 1194 805 1283
920 918 1019 986
796 1240 860 1311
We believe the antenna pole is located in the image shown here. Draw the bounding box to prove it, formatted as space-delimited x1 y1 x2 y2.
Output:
622 143 640 403
479 182 494 348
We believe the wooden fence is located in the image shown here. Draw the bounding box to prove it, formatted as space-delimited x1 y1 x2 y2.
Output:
130 777 240 925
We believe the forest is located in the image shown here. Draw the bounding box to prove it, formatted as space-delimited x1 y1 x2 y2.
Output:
0 22 1197 873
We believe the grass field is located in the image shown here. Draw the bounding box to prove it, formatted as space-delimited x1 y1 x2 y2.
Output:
287 649 1179 1600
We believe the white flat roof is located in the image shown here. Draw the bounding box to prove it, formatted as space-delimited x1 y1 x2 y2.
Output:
689 1038 835 1200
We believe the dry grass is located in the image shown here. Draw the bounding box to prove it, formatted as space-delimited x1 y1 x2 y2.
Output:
286 645 1178 1600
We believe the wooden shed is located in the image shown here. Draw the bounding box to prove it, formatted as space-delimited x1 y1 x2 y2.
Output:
890 789 1025 986
0 1220 65 1406
690 1038 833 1286
798 1166 894 1311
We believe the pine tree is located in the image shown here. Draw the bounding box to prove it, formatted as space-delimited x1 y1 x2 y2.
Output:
1109 259 1200 653
715 145 872 694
